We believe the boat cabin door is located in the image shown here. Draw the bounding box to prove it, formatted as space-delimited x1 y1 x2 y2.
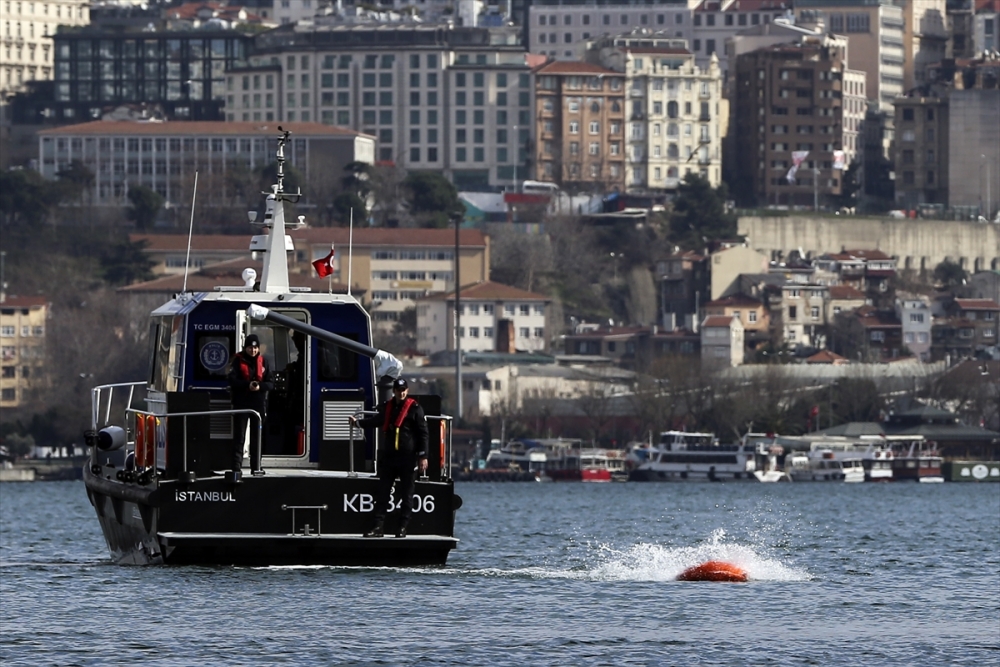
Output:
245 309 310 466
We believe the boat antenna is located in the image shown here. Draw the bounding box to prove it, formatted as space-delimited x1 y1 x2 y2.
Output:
181 170 199 294
275 128 290 194
347 207 354 297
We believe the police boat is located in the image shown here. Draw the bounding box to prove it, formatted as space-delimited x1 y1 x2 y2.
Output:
82 130 461 566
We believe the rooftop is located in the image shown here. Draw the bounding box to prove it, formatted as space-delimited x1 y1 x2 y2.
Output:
421 280 549 302
118 258 352 294
0 296 48 308
533 61 620 75
954 298 1000 310
39 121 372 138
829 285 867 300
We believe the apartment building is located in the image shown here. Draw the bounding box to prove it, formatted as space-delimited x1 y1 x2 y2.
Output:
702 294 770 348
527 1 694 61
532 60 628 192
893 95 949 208
0 296 47 409
931 297 1000 359
37 120 374 206
903 0 949 90
795 0 904 113
732 35 864 207
949 87 1000 216
656 249 709 324
779 283 828 348
584 32 726 190
415 281 550 355
690 0 792 77
948 0 977 58
895 294 932 360
20 27 253 124
700 315 744 367
224 23 532 189
975 0 999 53
0 0 90 96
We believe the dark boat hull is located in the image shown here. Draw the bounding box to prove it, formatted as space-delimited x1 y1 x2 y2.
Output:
84 464 460 566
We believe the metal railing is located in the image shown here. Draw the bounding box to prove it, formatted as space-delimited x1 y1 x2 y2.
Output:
91 381 146 430
126 407 261 476
349 411 454 480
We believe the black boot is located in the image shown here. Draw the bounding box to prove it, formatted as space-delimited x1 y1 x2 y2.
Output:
364 519 384 538
395 523 408 538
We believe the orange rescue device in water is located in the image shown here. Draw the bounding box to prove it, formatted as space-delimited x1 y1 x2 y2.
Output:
677 560 748 582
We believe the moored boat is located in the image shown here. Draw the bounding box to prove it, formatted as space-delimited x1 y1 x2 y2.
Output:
785 449 865 483
628 431 756 482
82 130 461 566
887 436 944 483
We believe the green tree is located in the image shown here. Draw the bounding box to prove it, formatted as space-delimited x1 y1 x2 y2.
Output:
126 185 164 231
0 169 53 227
54 160 96 204
669 173 737 249
331 192 367 225
341 160 373 200
101 238 155 286
933 259 967 289
835 161 861 211
403 171 464 228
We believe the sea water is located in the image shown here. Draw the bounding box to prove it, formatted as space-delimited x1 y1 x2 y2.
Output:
1 480 998 666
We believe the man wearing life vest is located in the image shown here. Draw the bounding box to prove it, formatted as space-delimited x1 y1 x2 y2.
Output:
350 378 428 538
228 333 273 479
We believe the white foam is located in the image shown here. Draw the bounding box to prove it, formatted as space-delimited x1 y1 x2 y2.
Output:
588 529 810 582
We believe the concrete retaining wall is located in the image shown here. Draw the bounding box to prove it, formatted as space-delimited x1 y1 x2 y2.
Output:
738 216 1000 273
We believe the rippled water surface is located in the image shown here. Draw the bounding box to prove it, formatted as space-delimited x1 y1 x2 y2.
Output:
1 480 998 666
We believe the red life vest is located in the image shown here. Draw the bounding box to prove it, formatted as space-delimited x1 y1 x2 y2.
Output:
236 353 266 382
382 397 416 432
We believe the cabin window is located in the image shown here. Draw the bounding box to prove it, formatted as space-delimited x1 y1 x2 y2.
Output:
149 316 184 392
317 338 359 382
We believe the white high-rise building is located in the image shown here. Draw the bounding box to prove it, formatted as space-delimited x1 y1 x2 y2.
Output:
224 23 532 189
585 32 726 190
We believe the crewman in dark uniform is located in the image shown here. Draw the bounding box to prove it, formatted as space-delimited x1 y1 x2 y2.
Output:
350 378 428 538
228 334 273 478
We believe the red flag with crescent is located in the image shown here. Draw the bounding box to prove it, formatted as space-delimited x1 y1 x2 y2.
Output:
312 245 335 278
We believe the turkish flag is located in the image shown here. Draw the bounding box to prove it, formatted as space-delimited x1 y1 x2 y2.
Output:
312 246 335 278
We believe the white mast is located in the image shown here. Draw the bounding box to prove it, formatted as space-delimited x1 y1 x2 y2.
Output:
251 128 300 293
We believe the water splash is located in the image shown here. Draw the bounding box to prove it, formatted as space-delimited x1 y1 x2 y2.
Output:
587 528 810 582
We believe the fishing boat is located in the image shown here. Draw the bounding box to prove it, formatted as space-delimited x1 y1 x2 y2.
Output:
628 431 757 482
82 129 461 566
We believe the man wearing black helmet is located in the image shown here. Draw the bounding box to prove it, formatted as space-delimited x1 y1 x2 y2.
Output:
228 333 273 479
350 378 428 538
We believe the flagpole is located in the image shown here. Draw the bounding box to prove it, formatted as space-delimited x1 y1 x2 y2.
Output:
348 208 354 298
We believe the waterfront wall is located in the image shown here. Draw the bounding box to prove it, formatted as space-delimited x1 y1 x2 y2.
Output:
738 216 1000 273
